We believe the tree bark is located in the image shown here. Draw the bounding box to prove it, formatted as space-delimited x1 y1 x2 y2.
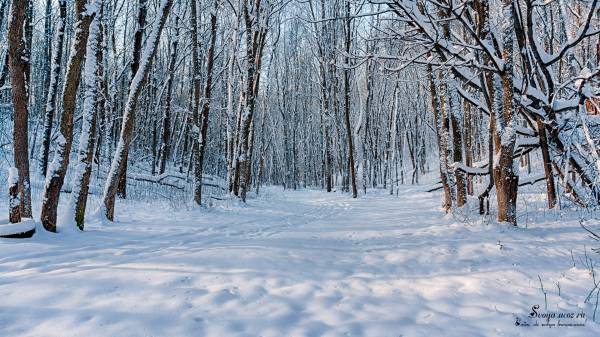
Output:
343 0 357 198
159 14 180 175
7 0 32 219
537 117 557 209
69 2 103 230
117 0 148 199
237 0 268 202
493 0 519 225
190 0 202 198
40 0 94 232
194 0 219 205
428 65 452 211
450 82 466 207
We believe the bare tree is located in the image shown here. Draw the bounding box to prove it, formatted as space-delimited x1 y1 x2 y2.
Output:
101 0 174 220
40 0 67 176
40 0 96 232
7 0 32 218
193 0 219 205
68 0 104 230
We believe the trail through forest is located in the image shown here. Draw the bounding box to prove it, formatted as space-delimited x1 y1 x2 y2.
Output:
1 185 599 337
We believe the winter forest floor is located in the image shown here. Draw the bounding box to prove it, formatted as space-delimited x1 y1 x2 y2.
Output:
1 182 600 337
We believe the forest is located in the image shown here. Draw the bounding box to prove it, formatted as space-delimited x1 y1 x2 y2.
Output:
0 0 600 336
0 0 598 230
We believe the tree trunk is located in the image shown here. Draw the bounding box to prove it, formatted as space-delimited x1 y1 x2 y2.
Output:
69 2 103 230
343 0 357 198
117 0 148 199
450 82 466 207
428 65 452 211
537 117 557 209
39 0 52 126
237 0 268 202
40 0 67 176
159 14 180 175
190 0 202 199
493 0 519 225
7 0 32 219
40 0 94 232
464 100 474 195
101 0 173 220
194 0 218 205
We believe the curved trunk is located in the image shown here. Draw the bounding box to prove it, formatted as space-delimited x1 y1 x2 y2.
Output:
101 0 173 221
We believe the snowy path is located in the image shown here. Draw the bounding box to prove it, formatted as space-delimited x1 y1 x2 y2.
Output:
1 186 599 336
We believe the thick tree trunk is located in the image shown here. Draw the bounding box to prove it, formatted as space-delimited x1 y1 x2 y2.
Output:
40 0 94 232
493 0 519 225
7 0 32 219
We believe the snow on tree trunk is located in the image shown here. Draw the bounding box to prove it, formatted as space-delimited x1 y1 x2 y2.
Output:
65 0 103 231
7 0 32 219
40 0 95 232
428 64 452 212
237 0 269 202
8 167 20 224
116 0 148 200
100 0 174 221
450 80 466 207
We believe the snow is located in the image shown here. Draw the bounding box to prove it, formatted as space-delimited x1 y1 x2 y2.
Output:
1 185 600 336
7 167 20 211
451 162 488 175
7 167 18 186
0 218 35 236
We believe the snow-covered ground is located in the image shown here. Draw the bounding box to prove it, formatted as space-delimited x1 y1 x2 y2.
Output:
1 185 600 336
